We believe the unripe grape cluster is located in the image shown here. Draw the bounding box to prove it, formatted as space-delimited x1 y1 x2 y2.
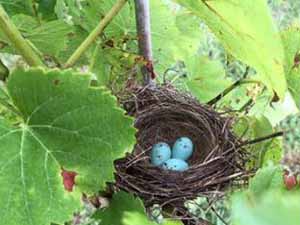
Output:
150 137 194 172
280 114 300 153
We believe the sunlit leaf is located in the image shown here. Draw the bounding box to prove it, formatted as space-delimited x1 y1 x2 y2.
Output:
184 56 231 103
0 68 136 225
175 0 287 98
95 191 183 225
232 191 300 225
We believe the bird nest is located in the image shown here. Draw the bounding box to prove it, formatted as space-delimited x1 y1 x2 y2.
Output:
114 85 247 225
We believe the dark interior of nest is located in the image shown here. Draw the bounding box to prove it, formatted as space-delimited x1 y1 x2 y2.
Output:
114 85 247 225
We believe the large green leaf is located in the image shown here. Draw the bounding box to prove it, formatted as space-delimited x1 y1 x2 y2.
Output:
262 139 283 167
24 19 73 57
95 191 183 225
37 0 57 20
1 0 57 20
175 0 287 98
286 69 300 109
0 15 73 58
90 45 140 89
61 0 135 35
232 191 300 225
0 68 136 225
0 0 34 16
281 27 300 108
0 118 80 225
249 165 284 198
184 56 231 103
233 115 275 168
57 25 89 64
150 2 202 73
281 27 300 74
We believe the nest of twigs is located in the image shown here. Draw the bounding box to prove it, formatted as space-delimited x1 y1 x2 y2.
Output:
114 85 247 225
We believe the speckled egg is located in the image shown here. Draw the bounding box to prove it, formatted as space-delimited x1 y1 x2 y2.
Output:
151 142 171 166
162 158 189 171
172 137 194 161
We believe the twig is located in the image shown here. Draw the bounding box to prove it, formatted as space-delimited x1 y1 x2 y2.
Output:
0 5 44 66
64 0 128 68
208 79 260 105
207 67 256 105
211 206 229 225
0 58 8 81
238 131 284 147
239 98 254 114
219 98 254 115
134 0 155 85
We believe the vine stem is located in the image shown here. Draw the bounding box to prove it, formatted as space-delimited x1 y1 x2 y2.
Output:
238 131 284 148
0 5 44 67
134 0 155 85
64 0 128 68
208 66 254 105
208 79 260 105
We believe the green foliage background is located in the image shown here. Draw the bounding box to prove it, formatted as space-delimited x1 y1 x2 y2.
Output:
0 0 299 225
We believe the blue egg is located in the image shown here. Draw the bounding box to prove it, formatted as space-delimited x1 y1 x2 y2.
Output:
172 137 194 161
151 142 171 166
162 159 189 171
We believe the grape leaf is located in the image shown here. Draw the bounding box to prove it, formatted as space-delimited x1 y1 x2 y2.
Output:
90 45 140 89
57 25 89 64
184 56 231 103
62 0 135 35
0 0 35 16
0 15 73 58
286 68 300 108
95 191 183 225
251 116 275 167
262 139 283 167
123 213 183 225
233 116 275 168
249 165 284 197
37 0 57 20
281 27 300 74
232 191 300 225
175 0 287 98
0 68 136 225
150 1 202 73
25 20 73 57
0 118 81 225
175 12 201 40
281 27 300 108
1 0 57 20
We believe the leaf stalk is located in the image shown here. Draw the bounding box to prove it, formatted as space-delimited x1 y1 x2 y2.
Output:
238 131 284 147
0 5 44 67
64 0 128 68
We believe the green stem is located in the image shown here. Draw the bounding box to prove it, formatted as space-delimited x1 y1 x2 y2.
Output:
0 5 44 67
208 78 261 105
64 0 128 68
239 79 261 85
238 131 283 147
